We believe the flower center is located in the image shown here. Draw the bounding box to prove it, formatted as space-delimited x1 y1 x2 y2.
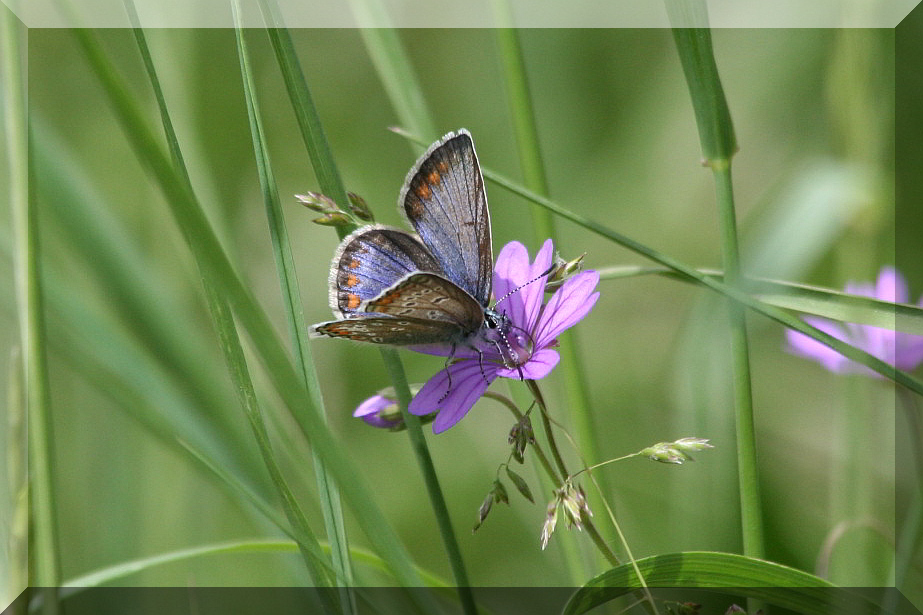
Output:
482 309 533 368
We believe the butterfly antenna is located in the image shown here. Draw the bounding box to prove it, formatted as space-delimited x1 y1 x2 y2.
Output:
494 263 557 307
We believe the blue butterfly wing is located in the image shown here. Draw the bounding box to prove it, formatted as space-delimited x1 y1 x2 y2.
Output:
329 225 443 318
399 129 492 307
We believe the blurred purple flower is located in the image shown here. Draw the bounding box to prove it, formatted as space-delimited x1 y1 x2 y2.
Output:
407 239 600 433
785 267 923 375
353 393 403 429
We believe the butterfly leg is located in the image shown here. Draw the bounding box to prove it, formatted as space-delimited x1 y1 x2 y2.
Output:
438 344 457 403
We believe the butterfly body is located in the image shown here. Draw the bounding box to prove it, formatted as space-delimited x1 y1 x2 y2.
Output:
311 130 523 364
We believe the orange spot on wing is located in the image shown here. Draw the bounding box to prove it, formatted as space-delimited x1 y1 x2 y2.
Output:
347 293 361 309
426 170 441 186
348 259 360 269
414 182 432 200
436 160 449 173
346 273 359 287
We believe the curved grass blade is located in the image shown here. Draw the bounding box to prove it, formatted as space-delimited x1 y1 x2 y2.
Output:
69 24 428 594
232 8 355 605
562 552 887 615
598 266 923 334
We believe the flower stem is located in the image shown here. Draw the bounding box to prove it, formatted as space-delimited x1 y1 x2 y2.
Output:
526 381 620 566
380 349 479 615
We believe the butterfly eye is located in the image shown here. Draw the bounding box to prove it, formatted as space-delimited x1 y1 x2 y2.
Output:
485 315 498 329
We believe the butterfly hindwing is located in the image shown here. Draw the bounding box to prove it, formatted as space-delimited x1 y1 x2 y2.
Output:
310 317 467 345
364 272 485 333
329 225 444 318
399 130 492 307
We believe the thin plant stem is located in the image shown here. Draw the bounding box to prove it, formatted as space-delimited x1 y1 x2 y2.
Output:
669 17 765 560
714 164 765 559
2 9 61 609
525 381 620 567
231 15 355 604
381 349 479 615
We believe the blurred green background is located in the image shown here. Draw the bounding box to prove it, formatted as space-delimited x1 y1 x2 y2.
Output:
1 20 916 608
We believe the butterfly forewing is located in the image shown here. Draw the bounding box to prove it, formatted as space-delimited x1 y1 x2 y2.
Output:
329 225 444 318
400 130 492 307
363 272 485 333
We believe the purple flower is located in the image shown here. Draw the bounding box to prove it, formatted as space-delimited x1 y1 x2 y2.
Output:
406 239 600 433
785 267 923 375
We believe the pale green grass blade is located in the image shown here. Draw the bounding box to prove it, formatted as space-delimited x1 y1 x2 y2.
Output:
563 552 887 615
232 10 355 602
63 538 451 592
597 266 923 334
347 0 438 145
69 25 429 593
2 6 61 598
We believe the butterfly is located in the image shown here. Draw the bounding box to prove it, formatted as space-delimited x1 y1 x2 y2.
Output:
310 130 527 368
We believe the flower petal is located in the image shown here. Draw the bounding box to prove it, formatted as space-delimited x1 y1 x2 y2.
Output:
519 239 554 332
876 266 908 303
496 348 560 380
354 395 402 429
532 270 600 348
492 241 531 312
409 360 499 433
784 316 851 373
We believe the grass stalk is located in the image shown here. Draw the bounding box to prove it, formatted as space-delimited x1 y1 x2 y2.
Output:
2 8 62 604
231 11 355 603
68 25 430 594
669 19 765 560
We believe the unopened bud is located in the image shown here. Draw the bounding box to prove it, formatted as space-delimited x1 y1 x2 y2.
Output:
295 191 339 214
640 437 714 465
540 499 559 550
313 212 351 227
545 252 586 291
508 414 535 463
347 192 374 221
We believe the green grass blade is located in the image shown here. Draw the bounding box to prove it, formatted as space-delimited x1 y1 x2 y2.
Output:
69 25 429 594
2 7 62 599
562 552 889 615
232 11 355 602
